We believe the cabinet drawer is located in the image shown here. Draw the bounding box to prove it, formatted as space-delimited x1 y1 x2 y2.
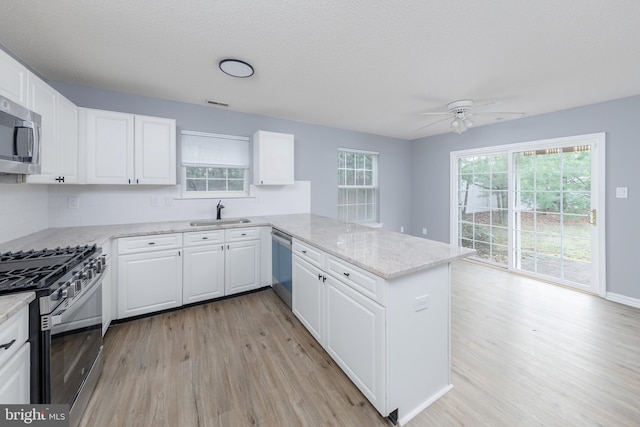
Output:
292 240 323 268
117 233 182 254
326 254 387 305
0 305 29 368
184 230 225 247
225 227 260 242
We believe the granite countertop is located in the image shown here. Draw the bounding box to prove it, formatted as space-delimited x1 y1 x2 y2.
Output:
0 292 35 327
0 214 474 280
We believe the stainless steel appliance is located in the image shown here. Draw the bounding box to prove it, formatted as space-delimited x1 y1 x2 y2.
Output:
0 94 41 175
271 228 292 309
0 245 106 427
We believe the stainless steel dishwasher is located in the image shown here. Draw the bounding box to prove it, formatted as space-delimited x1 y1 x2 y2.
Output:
271 228 292 309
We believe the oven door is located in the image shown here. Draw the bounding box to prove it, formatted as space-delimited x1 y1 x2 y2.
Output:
49 274 103 408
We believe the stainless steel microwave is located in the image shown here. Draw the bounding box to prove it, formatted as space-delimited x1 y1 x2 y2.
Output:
0 94 41 174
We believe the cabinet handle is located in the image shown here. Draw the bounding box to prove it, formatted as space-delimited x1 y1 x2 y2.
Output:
302 250 307 254
148 242 155 245
221 245 224 250
136 179 139 184
128 179 131 184
343 272 350 278
241 233 247 236
178 251 181 256
318 274 322 281
55 176 65 183
0 339 16 350
322 275 327 283
202 237 208 240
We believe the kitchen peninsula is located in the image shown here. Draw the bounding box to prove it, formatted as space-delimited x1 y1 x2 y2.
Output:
0 214 473 425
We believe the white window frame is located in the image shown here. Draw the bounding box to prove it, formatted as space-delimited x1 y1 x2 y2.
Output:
449 133 606 296
180 131 250 199
338 148 379 224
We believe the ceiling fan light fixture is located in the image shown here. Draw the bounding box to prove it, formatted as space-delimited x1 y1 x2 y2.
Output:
463 117 473 128
219 59 254 78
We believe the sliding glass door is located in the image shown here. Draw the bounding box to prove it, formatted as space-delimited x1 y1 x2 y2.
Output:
452 134 605 295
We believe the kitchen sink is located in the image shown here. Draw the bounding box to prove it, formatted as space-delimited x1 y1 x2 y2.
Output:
189 218 251 227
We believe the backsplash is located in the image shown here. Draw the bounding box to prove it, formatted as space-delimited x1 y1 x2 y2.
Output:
0 184 49 244
48 181 311 227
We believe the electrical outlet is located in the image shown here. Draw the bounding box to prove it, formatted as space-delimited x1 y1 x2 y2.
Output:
422 228 428 235
165 196 174 206
415 295 429 311
400 226 404 233
616 187 628 198
67 196 79 209
150 196 159 207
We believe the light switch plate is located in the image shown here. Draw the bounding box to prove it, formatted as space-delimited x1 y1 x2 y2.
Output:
415 295 429 311
616 187 628 198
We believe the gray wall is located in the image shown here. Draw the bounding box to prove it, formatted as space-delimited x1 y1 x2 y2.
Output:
410 95 640 299
51 82 412 232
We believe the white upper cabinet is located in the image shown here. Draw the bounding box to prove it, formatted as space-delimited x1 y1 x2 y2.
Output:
253 130 294 185
26 74 79 184
0 49 28 105
134 115 176 185
82 109 175 185
84 109 134 184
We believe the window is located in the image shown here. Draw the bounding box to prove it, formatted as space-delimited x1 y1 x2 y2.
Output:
181 131 250 197
338 149 378 223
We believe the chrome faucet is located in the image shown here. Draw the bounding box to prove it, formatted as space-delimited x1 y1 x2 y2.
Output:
216 200 225 220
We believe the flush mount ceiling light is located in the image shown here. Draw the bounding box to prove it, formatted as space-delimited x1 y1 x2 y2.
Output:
219 59 254 78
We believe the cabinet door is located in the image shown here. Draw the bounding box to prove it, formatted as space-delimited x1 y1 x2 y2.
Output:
86 109 134 184
292 255 323 344
183 244 225 304
254 131 294 185
0 49 28 105
134 115 176 185
325 277 386 414
225 240 260 295
0 343 30 404
26 74 58 184
56 95 79 183
118 249 182 318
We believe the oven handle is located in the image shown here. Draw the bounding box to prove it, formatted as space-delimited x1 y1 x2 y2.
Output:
50 270 105 327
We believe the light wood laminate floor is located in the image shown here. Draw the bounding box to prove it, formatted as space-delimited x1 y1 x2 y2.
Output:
80 261 640 426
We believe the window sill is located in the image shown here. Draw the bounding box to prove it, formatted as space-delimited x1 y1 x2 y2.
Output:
178 193 253 200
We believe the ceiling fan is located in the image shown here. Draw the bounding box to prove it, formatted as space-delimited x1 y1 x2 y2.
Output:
416 99 524 134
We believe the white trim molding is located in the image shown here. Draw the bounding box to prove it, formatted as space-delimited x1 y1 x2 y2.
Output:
606 293 640 309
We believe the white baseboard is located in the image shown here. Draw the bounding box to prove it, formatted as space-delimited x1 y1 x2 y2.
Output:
606 292 640 309
397 384 454 426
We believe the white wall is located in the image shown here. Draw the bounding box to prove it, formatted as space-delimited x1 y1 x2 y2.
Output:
48 182 310 227
0 183 48 244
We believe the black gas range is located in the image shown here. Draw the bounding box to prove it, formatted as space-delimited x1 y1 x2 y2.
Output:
0 244 106 427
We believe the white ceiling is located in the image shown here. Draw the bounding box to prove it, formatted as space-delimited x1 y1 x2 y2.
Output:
1 0 639 140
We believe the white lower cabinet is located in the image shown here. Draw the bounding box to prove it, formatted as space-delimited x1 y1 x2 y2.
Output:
0 305 30 404
183 244 225 304
225 240 260 295
292 255 324 343
117 234 183 319
325 276 385 412
293 251 386 415
292 238 452 424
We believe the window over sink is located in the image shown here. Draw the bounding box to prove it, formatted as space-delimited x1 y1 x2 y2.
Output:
181 131 250 198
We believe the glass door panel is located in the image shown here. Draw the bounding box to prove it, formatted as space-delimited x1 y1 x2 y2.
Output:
513 145 593 288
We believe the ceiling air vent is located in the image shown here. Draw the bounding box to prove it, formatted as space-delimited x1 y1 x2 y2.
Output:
206 100 229 107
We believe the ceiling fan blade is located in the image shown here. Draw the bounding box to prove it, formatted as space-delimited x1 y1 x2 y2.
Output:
473 111 525 116
419 112 453 116
413 117 451 132
472 101 502 111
